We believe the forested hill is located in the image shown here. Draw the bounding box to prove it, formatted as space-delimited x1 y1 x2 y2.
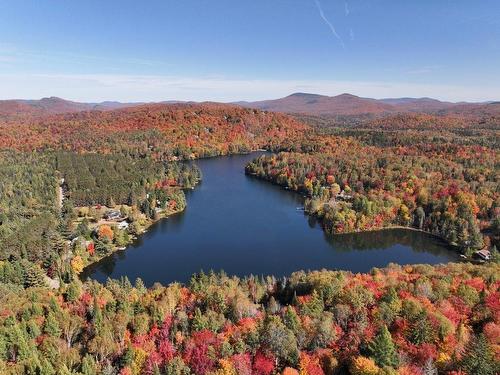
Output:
0 97 499 374
0 102 307 157
0 97 141 120
237 92 500 118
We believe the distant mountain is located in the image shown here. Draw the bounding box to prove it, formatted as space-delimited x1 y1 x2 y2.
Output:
237 93 394 116
379 97 456 112
237 93 498 117
92 100 143 111
0 97 141 119
2 94 498 121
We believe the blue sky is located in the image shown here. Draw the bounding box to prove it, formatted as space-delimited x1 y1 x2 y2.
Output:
0 0 499 102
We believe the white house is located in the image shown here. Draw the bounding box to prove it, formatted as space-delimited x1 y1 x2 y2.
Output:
117 221 129 230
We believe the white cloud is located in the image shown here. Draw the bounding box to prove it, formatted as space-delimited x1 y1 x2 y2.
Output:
0 73 498 103
314 0 345 48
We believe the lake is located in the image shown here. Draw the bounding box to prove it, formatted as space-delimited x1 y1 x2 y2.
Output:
81 152 458 286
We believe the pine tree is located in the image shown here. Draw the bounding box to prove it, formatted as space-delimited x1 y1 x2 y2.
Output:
302 290 324 318
57 218 72 240
135 278 146 294
81 354 98 375
283 306 300 333
0 334 7 361
22 261 46 288
107 196 116 208
468 217 483 249
192 307 208 331
120 345 135 368
490 245 499 263
58 364 72 375
266 296 280 314
26 320 41 339
459 334 498 375
8 323 33 362
43 312 61 337
165 356 191 375
410 310 434 345
38 358 56 375
92 296 103 336
368 325 399 368
65 280 80 302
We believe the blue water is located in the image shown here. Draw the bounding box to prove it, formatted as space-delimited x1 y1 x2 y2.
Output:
81 152 458 286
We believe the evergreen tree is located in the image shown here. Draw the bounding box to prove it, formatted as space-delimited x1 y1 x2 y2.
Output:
415 206 426 229
43 312 61 337
119 345 134 368
368 325 399 368
468 217 483 249
8 323 36 363
106 196 115 208
459 334 498 375
410 310 434 345
490 245 499 263
58 364 72 375
92 296 103 336
22 261 46 288
302 289 324 319
81 354 98 375
39 357 56 375
65 280 81 302
192 307 208 331
0 334 7 361
283 306 300 333
266 296 280 314
165 356 191 375
75 218 91 238
135 278 146 294
49 296 61 314
26 320 41 339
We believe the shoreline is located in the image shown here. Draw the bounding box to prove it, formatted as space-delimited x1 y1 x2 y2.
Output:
78 204 188 276
329 225 454 245
80 151 485 280
245 172 471 256
77 174 201 275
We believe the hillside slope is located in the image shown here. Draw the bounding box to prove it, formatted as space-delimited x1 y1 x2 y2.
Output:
0 102 308 157
238 93 395 116
238 92 500 117
0 97 141 120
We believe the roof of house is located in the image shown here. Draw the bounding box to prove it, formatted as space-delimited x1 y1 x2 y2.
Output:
476 249 491 258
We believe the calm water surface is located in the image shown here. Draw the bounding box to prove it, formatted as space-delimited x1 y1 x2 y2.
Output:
82 152 458 286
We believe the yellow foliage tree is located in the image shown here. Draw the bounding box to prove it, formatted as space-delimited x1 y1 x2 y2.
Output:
131 347 147 375
70 255 84 274
349 356 380 375
210 359 237 375
397 204 411 226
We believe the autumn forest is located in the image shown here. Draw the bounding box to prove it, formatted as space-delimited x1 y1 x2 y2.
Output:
0 95 499 375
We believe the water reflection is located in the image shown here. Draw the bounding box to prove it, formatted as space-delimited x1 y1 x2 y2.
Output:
81 153 458 286
324 228 453 256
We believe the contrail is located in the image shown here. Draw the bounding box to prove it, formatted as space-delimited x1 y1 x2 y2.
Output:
344 1 350 16
314 0 345 48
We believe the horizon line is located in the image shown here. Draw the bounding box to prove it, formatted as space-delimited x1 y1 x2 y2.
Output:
1 74 499 103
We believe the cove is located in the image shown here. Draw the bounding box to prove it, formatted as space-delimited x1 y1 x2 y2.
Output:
81 152 459 286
